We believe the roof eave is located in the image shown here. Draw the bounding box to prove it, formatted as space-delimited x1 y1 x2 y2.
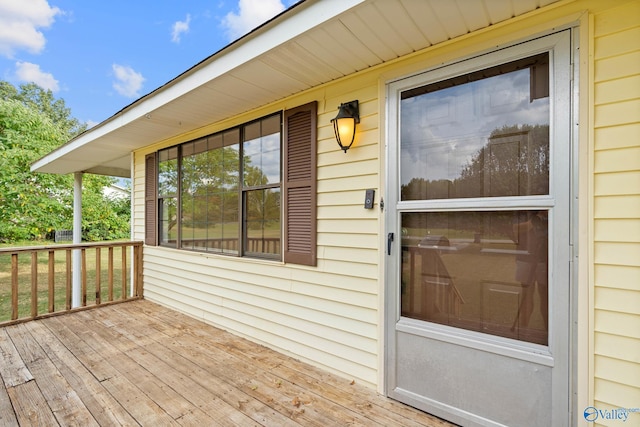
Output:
32 0 364 176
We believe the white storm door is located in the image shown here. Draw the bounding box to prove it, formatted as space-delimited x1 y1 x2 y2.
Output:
385 31 573 427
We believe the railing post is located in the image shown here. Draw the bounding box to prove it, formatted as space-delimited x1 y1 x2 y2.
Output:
81 248 87 307
95 247 101 305
122 246 127 300
135 244 143 297
48 250 55 313
66 250 72 310
108 247 114 301
31 252 38 318
11 253 18 320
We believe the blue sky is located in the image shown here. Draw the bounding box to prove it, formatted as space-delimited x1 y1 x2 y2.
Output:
0 0 298 127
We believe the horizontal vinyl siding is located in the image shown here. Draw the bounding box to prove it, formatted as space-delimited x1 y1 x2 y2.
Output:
134 78 382 387
141 249 380 385
132 152 146 241
592 0 640 417
595 264 640 291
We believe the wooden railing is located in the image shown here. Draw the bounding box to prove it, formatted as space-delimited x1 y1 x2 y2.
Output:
172 237 281 254
0 241 143 326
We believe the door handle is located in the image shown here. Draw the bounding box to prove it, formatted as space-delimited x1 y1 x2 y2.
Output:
387 232 394 255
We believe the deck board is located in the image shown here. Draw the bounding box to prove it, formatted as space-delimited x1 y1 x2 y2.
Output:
0 382 18 427
6 323 98 427
0 328 33 388
27 320 139 426
0 300 454 426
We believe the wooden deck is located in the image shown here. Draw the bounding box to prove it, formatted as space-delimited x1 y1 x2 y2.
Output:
0 300 454 426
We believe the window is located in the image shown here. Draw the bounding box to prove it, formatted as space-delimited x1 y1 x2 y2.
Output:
179 129 240 254
145 102 317 265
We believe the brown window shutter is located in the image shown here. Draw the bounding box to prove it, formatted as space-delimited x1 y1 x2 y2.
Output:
144 153 157 246
283 101 317 266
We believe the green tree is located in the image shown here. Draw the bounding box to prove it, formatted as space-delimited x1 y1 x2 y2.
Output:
0 81 130 242
0 81 86 138
456 124 549 197
401 124 549 201
0 98 73 240
81 178 131 241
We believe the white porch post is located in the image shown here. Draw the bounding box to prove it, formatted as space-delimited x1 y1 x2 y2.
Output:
72 172 83 308
130 155 135 297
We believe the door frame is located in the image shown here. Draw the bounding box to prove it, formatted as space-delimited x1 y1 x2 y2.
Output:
382 29 579 426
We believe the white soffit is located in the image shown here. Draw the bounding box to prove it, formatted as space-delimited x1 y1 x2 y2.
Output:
32 0 562 177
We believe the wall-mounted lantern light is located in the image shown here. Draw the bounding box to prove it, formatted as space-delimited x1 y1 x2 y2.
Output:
331 100 360 153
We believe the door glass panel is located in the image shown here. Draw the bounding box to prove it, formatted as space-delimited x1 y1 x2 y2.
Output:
400 53 549 200
398 53 551 346
401 210 548 345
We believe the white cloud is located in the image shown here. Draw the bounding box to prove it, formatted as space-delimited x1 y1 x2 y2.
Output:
0 0 61 58
112 64 145 98
222 0 285 41
171 14 191 43
15 61 59 92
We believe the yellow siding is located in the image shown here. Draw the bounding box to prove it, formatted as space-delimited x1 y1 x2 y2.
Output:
129 0 640 409
592 0 640 418
132 74 383 387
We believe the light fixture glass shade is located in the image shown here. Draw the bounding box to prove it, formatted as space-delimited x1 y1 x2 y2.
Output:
333 117 356 152
331 100 360 152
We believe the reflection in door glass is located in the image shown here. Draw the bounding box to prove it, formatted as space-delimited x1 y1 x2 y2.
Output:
400 53 550 200
401 211 548 345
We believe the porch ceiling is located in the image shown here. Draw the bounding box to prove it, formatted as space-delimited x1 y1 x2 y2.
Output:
32 0 561 178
